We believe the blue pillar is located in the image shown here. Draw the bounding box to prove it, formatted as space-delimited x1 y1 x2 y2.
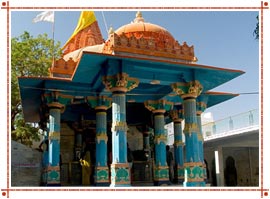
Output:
87 96 112 186
40 122 49 186
95 109 109 185
144 99 173 186
110 92 130 186
170 105 184 184
197 113 206 183
43 92 72 186
103 72 139 187
171 81 205 187
174 120 184 183
196 114 204 161
47 102 64 186
196 98 208 183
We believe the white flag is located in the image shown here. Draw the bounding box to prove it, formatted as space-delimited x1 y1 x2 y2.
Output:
32 11 54 23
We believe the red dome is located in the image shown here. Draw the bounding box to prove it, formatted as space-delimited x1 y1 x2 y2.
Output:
103 12 197 63
114 12 176 44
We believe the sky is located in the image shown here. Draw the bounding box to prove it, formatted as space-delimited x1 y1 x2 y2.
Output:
10 11 259 121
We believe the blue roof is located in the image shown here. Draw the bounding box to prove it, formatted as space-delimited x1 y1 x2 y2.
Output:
18 51 244 124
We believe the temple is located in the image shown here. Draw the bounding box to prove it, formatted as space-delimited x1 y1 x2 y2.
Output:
18 11 244 187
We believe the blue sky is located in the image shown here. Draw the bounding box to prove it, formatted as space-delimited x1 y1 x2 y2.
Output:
11 11 259 121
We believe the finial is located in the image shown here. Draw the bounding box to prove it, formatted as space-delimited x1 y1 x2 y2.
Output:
136 11 142 18
108 26 114 35
134 11 144 23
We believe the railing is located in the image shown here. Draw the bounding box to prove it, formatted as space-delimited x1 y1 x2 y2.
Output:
202 109 259 139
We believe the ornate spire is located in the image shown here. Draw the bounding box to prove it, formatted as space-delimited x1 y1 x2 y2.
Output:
134 11 144 23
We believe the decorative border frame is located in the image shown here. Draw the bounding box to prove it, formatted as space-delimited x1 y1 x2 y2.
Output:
1 1 268 198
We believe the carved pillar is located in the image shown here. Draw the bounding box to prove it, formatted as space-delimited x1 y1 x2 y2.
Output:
169 104 184 184
43 92 72 186
103 72 139 187
144 99 174 186
87 96 112 186
171 80 205 187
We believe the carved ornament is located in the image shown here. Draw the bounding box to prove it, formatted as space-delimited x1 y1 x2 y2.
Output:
49 57 77 78
102 73 139 93
171 80 203 99
144 99 174 112
103 32 197 63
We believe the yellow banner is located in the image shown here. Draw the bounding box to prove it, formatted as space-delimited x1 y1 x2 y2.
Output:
62 11 96 49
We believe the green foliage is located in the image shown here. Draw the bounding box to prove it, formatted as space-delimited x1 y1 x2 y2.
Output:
11 113 41 147
11 31 61 146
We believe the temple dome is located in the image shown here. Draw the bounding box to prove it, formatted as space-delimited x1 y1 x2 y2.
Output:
114 11 176 45
102 11 197 63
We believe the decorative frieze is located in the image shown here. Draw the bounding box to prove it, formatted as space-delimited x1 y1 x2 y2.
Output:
103 32 197 63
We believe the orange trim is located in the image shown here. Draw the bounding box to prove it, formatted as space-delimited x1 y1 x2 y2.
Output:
204 91 239 96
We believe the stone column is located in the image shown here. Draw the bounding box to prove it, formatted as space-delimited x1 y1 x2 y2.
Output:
44 92 72 186
87 96 112 186
103 72 139 187
169 104 184 184
171 80 205 187
144 99 174 186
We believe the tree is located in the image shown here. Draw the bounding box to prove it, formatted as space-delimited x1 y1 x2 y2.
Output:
11 31 61 146
253 15 259 40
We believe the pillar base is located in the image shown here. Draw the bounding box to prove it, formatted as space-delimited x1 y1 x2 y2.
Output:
110 163 131 186
183 181 205 187
95 166 110 185
153 165 170 185
183 162 205 187
110 184 132 187
47 166 60 186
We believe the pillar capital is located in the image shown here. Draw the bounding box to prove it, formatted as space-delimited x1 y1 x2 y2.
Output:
43 92 73 113
196 101 207 115
144 99 173 113
171 80 203 99
169 104 184 122
102 72 139 93
87 96 112 111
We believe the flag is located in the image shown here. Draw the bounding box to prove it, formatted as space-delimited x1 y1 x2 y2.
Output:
62 11 96 49
32 11 54 23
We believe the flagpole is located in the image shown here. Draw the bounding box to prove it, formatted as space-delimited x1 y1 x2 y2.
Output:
52 11 55 64
101 11 109 36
